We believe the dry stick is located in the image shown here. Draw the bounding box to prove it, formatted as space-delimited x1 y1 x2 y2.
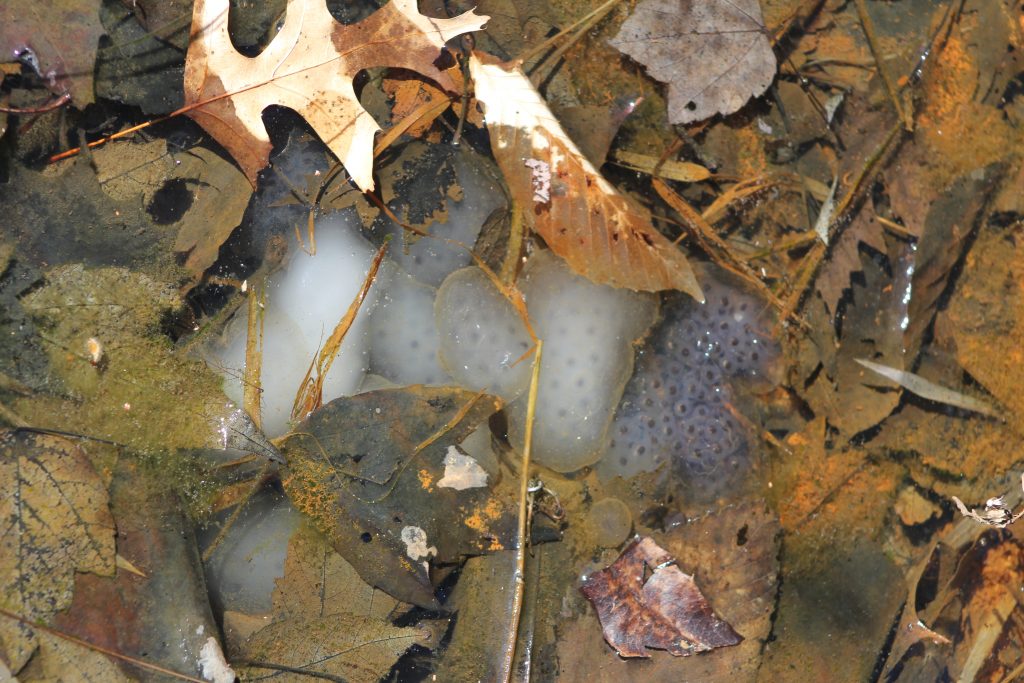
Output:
242 280 265 429
853 0 911 131
500 339 544 683
0 608 207 683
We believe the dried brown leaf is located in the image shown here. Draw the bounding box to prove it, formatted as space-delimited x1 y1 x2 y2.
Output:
0 430 116 672
609 0 777 125
469 53 702 298
580 537 741 658
183 0 487 189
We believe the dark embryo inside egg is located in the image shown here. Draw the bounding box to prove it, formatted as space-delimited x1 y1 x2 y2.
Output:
600 265 780 501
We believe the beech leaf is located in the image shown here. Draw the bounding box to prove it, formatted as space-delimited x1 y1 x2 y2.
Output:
580 536 741 658
183 0 488 189
469 53 703 298
609 0 776 124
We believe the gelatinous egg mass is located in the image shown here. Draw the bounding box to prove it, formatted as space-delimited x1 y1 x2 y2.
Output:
598 266 780 500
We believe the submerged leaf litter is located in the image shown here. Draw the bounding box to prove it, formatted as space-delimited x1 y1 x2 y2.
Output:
2 0 1024 680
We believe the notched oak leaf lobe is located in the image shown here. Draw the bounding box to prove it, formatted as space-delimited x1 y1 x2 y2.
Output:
184 0 488 190
580 536 741 658
469 54 702 298
610 0 776 125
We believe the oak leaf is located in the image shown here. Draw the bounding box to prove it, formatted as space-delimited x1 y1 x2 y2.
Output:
609 0 776 125
580 536 741 658
183 0 488 190
0 430 116 672
469 53 703 298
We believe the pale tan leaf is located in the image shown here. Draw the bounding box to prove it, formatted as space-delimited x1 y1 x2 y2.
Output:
609 0 776 124
0 430 116 672
469 53 703 298
184 0 487 190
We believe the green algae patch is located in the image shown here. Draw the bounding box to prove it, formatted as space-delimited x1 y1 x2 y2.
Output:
14 265 241 516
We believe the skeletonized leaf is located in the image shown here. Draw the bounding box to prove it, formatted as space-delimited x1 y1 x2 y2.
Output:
469 53 703 298
855 359 998 417
609 0 776 125
0 430 116 672
184 0 487 189
580 537 741 658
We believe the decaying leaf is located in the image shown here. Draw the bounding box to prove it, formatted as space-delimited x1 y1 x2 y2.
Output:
469 53 703 298
183 0 487 189
14 630 133 683
91 138 251 283
580 536 741 658
0 0 104 104
51 460 226 683
800 240 911 436
282 385 516 608
609 0 777 125
0 430 116 672
236 522 431 683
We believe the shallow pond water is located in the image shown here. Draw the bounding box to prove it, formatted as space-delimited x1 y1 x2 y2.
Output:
2 0 1024 681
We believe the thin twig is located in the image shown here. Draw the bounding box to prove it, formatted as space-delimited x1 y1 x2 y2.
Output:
853 0 911 130
0 92 71 114
517 0 622 67
243 280 265 429
500 339 543 683
0 608 207 683
237 659 349 682
201 467 270 563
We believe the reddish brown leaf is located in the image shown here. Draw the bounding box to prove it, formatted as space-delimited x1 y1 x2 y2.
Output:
183 0 487 189
580 537 741 658
469 53 703 298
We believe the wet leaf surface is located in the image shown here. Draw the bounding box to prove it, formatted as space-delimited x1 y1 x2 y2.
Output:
91 138 251 283
52 460 222 681
0 430 116 672
609 0 776 125
0 0 104 104
235 522 433 683
469 54 703 297
282 385 515 608
183 0 487 188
